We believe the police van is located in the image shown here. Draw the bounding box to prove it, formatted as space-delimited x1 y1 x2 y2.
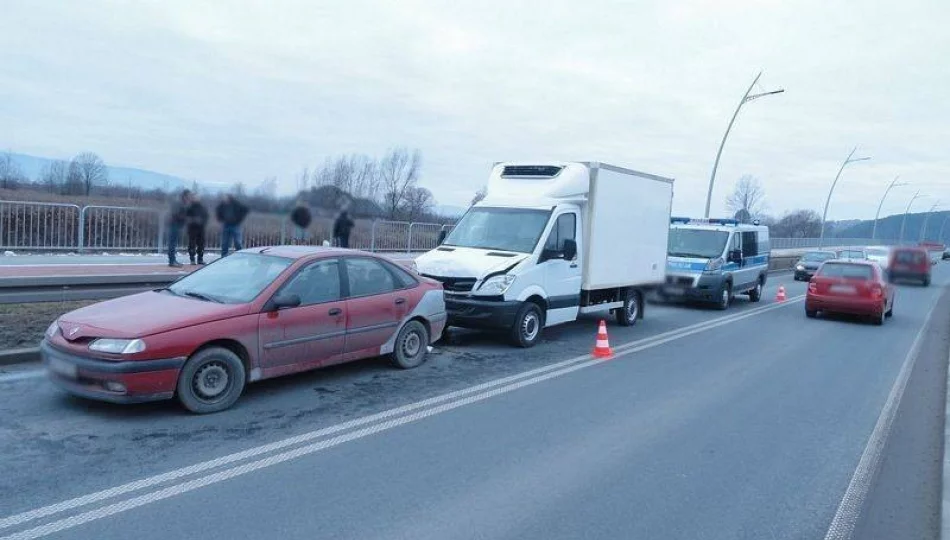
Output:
663 217 770 309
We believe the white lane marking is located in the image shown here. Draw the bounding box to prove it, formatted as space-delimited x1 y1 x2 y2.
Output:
0 371 45 384
0 295 803 531
823 289 943 540
0 296 804 540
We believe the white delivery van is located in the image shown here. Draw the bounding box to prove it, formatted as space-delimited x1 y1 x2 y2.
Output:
415 162 674 347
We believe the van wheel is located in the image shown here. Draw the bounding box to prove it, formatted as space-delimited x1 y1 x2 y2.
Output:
716 283 732 310
748 280 763 302
391 320 430 369
616 291 641 327
177 347 246 414
510 302 543 348
923 277 931 287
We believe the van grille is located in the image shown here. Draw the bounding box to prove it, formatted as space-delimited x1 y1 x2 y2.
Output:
421 275 477 293
666 276 694 287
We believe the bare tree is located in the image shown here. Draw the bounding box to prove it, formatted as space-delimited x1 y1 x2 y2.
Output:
379 147 422 219
296 167 311 193
68 152 108 196
725 175 766 222
0 152 26 190
40 160 68 194
772 209 822 238
255 176 278 199
401 186 435 222
471 186 487 206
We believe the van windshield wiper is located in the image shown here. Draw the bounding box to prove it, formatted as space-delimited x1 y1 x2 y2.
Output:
182 291 222 303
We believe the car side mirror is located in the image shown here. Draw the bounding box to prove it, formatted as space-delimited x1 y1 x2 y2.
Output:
270 294 301 311
562 239 577 261
727 249 743 263
438 229 447 245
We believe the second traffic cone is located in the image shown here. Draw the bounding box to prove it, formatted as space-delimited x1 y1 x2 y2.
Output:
776 285 787 302
592 320 613 359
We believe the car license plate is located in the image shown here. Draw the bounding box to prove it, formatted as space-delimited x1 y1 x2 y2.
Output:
48 357 77 379
830 285 856 294
663 286 685 296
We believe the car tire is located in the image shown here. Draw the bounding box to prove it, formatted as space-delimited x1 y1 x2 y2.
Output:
716 283 732 310
616 291 641 327
805 309 817 318
748 280 763 303
177 347 246 414
873 310 885 326
391 320 430 369
510 302 543 348
886 301 893 317
923 276 931 287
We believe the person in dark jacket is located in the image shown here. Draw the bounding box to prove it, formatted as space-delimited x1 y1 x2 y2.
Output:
332 210 354 248
166 190 192 268
186 195 209 265
289 198 312 245
216 194 249 257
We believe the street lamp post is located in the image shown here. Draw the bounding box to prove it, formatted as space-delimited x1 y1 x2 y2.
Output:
871 175 905 241
919 202 940 242
898 190 922 245
818 147 871 248
938 215 950 244
703 71 784 218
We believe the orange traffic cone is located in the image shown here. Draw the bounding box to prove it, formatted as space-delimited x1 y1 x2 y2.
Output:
776 285 786 302
592 320 613 359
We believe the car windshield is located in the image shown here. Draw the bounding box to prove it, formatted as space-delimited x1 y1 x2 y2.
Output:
803 252 835 262
895 250 925 264
866 248 889 257
838 250 865 258
168 253 292 304
668 228 730 259
818 263 874 280
443 207 551 253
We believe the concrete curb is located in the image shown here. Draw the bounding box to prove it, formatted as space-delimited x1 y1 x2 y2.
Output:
0 347 40 367
942 342 950 540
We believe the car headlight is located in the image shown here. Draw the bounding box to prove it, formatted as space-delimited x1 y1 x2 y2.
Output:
477 274 516 294
45 321 59 338
89 338 147 355
704 258 724 272
796 264 805 271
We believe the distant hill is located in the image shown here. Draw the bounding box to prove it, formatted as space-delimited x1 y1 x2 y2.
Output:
831 211 950 243
7 152 202 192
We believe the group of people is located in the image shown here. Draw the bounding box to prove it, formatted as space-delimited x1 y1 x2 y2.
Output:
166 191 355 267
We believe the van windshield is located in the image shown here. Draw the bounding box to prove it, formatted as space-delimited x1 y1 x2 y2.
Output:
443 207 552 253
668 228 730 259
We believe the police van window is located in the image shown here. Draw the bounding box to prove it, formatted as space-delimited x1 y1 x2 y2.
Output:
730 233 740 253
544 213 576 253
742 231 758 257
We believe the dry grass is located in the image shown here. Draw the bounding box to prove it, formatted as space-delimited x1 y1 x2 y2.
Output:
0 301 94 350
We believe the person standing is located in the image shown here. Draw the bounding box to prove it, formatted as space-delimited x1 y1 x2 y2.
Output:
166 190 192 268
186 194 209 265
333 210 354 248
289 198 312 245
216 193 249 257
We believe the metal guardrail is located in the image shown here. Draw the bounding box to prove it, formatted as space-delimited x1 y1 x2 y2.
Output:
0 201 80 250
770 238 902 249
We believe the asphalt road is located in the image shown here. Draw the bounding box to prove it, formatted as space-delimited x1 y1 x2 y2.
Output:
0 268 947 539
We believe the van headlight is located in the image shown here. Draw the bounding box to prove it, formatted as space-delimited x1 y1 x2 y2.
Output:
704 258 724 272
45 321 59 338
477 274 516 295
796 264 805 271
89 338 147 355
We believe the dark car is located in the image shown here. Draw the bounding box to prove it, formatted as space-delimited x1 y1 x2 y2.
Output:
42 247 446 413
805 260 895 325
942 250 950 261
793 251 837 281
888 246 931 286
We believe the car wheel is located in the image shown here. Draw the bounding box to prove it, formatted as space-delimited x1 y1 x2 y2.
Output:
805 309 817 318
391 320 430 369
716 283 732 311
748 280 763 303
177 347 246 414
923 276 931 287
873 310 885 326
510 302 543 348
615 291 641 327
886 298 894 317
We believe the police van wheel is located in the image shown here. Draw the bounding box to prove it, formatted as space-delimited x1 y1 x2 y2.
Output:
716 284 732 310
748 280 763 303
616 291 640 327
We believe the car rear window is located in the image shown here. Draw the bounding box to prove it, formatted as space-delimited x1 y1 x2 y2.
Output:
837 250 865 258
818 263 874 280
894 250 925 264
803 252 836 262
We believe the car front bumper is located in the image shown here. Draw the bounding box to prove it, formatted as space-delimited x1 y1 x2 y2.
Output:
661 273 728 302
444 296 522 330
41 340 184 404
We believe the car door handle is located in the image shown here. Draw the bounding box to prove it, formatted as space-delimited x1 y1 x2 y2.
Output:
394 298 407 305
328 308 343 316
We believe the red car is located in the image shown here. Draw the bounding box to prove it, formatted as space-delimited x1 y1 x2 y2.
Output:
805 260 895 325
889 246 932 286
42 247 446 413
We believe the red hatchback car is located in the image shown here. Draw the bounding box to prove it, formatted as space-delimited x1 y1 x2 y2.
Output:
888 246 931 286
805 260 895 325
42 247 446 413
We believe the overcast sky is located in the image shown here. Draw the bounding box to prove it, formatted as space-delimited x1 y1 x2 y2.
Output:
1 0 947 219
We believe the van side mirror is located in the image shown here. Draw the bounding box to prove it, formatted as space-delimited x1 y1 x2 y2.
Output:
562 239 577 261
727 249 743 263
438 229 447 244
269 294 301 311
